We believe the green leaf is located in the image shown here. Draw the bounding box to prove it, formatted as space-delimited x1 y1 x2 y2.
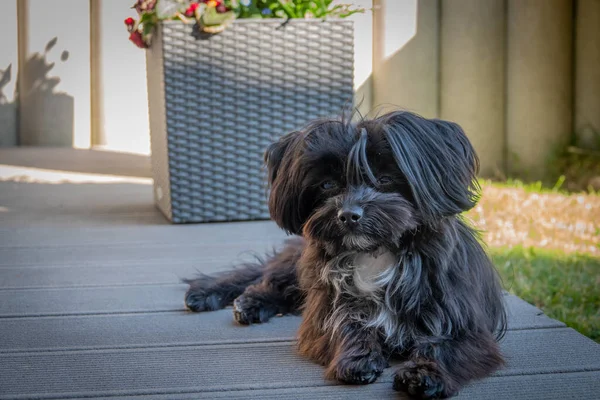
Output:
142 20 155 36
200 7 236 32
201 8 235 25
315 0 328 18
277 0 298 18
139 11 156 24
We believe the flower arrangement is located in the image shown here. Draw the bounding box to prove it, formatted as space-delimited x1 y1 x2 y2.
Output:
125 0 364 48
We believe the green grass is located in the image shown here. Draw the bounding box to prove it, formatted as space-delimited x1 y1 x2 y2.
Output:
491 246 600 342
479 176 583 195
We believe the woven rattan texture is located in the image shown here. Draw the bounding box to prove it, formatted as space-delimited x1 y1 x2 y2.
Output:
152 20 354 223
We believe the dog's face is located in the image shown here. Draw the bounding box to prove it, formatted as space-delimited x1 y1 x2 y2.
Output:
265 111 480 252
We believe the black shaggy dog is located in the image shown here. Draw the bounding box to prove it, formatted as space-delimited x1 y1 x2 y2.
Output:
184 111 507 399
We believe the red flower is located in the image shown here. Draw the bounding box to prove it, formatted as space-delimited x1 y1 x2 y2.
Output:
185 2 200 17
124 17 136 33
216 4 227 13
129 31 148 49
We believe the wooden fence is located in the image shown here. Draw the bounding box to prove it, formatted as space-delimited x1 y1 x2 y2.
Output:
0 0 598 179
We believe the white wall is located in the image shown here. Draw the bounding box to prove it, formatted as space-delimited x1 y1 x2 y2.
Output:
372 0 439 118
348 0 373 116
93 0 151 155
19 0 91 148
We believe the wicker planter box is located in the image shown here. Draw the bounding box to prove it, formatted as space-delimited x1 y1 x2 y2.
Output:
146 19 354 223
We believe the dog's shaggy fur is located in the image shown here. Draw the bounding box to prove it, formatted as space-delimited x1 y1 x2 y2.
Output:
184 111 507 399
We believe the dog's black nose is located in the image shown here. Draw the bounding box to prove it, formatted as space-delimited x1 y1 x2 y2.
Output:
338 207 363 226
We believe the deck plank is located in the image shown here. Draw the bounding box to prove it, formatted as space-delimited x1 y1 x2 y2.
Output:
0 221 284 248
0 295 564 353
0 241 280 267
0 281 565 327
1 328 599 400
0 284 188 317
0 181 163 228
79 371 600 400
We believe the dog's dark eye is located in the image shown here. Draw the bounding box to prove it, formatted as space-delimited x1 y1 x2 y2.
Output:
377 175 393 185
321 180 338 190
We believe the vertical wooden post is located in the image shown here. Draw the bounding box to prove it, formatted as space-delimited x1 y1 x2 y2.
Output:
440 0 506 178
90 0 106 148
575 0 600 150
506 0 573 180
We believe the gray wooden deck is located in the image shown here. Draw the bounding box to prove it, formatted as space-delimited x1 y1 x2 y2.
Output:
1 148 599 399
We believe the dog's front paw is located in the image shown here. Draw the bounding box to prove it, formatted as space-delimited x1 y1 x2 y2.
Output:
232 295 277 325
393 360 452 399
184 288 225 312
327 352 388 385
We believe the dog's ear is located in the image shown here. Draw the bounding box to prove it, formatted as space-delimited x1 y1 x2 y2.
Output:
264 131 297 186
264 131 304 234
381 111 480 221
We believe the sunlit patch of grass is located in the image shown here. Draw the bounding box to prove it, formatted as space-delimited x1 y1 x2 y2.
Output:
479 176 572 195
467 181 600 255
491 246 600 342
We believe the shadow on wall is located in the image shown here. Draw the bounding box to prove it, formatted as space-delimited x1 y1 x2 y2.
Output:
371 0 438 119
0 65 18 146
17 37 74 146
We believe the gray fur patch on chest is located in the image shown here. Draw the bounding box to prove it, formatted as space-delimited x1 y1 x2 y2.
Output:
322 248 407 346
351 248 397 296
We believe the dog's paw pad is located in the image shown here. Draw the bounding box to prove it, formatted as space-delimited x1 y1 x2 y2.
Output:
393 360 450 399
184 290 223 312
232 295 274 325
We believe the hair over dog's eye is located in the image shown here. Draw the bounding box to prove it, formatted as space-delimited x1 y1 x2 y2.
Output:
377 175 393 185
321 180 338 190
